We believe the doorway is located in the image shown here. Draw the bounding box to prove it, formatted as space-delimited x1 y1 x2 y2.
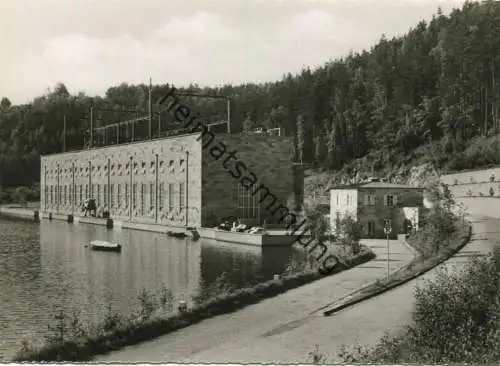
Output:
367 220 375 237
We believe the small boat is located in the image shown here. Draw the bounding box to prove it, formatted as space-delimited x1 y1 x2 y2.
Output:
166 231 188 238
90 240 122 252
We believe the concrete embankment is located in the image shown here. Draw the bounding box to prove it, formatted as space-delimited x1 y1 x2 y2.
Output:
0 206 188 235
0 206 296 246
0 206 40 221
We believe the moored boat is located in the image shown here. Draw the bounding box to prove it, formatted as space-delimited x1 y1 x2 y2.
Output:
166 231 188 238
90 240 122 252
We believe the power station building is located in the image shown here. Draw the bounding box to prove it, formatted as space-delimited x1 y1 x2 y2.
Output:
40 132 304 229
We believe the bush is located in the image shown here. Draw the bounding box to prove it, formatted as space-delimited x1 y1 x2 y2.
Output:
407 182 466 258
191 272 235 305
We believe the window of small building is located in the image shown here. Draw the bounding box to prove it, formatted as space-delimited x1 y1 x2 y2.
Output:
365 194 376 206
385 194 394 207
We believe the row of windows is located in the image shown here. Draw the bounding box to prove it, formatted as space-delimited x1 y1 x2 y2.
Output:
45 158 186 177
44 182 186 213
335 193 400 207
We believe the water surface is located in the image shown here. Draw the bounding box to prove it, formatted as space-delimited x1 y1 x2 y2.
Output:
0 217 304 360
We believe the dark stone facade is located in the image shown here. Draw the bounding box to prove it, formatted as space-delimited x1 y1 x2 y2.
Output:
201 134 302 227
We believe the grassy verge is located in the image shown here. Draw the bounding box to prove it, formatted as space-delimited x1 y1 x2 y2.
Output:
324 221 471 316
13 248 375 362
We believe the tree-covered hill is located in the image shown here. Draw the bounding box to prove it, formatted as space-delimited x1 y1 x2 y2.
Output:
1 0 499 192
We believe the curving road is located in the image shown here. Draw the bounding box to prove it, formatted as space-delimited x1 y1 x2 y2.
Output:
95 200 498 363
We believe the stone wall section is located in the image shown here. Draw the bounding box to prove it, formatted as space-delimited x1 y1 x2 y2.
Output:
442 168 500 198
41 133 203 227
201 134 297 226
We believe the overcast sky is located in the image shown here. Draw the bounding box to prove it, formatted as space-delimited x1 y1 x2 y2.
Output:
1 0 464 104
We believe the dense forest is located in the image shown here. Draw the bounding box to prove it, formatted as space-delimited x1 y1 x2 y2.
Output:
1 0 500 195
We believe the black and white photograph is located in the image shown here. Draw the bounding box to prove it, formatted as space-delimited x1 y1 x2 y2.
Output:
1 0 499 363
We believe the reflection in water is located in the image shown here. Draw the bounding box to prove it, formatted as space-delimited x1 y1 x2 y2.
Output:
38 220 203 327
200 240 308 289
0 218 308 360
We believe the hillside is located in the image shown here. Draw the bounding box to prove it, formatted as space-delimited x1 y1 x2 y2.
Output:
1 0 500 194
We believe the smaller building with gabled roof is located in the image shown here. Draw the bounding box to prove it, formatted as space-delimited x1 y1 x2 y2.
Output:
328 181 425 238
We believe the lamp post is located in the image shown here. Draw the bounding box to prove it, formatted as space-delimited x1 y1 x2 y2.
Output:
384 218 392 280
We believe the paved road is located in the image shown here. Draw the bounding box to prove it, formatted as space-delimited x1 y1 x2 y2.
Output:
95 215 497 363
95 238 415 363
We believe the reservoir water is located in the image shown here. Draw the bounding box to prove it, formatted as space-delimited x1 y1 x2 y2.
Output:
0 216 305 360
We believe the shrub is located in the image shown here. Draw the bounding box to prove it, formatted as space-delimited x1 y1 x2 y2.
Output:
192 272 234 305
338 214 363 254
408 182 462 257
137 289 157 321
101 304 125 333
159 285 174 313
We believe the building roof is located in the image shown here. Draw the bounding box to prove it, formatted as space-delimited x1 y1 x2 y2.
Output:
327 182 422 191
